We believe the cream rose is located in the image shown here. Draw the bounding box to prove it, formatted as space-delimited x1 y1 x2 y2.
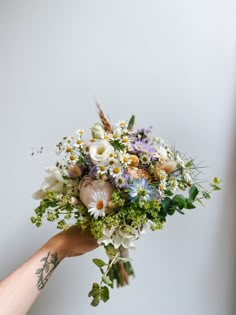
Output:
89 139 114 166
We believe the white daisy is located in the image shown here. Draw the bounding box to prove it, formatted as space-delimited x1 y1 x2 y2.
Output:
109 164 123 177
110 132 121 141
76 129 85 136
121 135 130 146
88 192 108 219
115 175 126 187
140 153 150 164
119 152 131 167
117 120 126 128
97 164 108 175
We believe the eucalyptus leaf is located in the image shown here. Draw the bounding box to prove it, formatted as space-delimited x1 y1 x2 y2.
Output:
172 195 186 209
128 115 135 131
102 275 113 287
93 259 107 268
88 289 100 297
101 286 110 302
91 296 100 307
189 185 199 202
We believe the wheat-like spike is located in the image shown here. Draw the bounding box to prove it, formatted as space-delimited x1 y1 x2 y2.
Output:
96 103 112 133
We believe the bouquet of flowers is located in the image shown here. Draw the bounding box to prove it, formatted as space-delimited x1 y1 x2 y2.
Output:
31 105 221 306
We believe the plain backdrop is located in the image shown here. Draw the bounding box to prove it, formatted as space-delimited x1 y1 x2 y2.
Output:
0 1 236 315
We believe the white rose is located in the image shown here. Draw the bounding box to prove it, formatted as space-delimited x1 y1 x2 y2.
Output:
91 123 105 139
89 139 114 165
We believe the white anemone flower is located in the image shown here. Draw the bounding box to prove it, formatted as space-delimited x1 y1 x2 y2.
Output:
88 191 108 219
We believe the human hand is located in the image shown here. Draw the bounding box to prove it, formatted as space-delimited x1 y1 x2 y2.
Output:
47 226 99 259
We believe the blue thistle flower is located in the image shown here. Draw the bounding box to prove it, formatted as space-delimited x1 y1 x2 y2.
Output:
129 178 156 202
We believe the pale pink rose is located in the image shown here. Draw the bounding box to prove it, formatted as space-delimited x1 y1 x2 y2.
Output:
79 176 114 212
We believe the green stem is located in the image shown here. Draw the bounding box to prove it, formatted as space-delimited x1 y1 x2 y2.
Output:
100 251 120 286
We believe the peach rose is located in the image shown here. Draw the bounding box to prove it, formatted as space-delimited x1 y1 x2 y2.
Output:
79 176 114 213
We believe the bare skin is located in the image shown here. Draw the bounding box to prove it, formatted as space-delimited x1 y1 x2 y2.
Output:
0 226 98 315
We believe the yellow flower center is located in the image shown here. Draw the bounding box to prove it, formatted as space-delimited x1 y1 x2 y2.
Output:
113 167 120 174
70 155 76 160
77 139 82 144
159 184 165 191
66 147 72 152
96 200 104 210
97 147 105 155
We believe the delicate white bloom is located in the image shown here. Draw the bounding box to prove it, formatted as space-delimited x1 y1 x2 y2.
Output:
115 175 126 187
121 136 130 146
89 139 114 166
97 227 116 246
107 155 116 166
88 191 108 219
110 131 121 141
158 181 167 195
158 170 167 181
117 121 126 128
183 172 192 185
32 167 65 200
97 164 108 175
91 123 105 139
157 146 168 162
112 226 139 249
76 129 85 136
119 152 131 167
140 154 150 164
176 153 185 168
109 163 123 177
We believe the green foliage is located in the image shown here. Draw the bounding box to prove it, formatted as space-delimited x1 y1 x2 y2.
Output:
111 191 125 207
102 275 113 287
93 259 107 268
189 185 199 202
88 283 110 307
128 114 135 131
210 177 222 191
110 139 125 151
90 219 104 239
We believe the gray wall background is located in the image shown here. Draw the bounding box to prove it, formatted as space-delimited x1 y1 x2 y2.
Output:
0 1 236 314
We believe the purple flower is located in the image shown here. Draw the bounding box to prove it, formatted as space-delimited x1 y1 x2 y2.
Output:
131 140 156 155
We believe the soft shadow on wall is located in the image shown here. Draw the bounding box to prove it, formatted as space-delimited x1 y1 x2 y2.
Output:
230 105 236 315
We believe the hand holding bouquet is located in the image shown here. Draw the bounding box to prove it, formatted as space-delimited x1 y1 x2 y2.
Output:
31 105 221 306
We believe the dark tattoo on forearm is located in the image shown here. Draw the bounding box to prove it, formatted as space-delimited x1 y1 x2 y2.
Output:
36 252 60 290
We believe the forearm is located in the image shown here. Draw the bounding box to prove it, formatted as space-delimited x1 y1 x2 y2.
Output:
0 236 66 315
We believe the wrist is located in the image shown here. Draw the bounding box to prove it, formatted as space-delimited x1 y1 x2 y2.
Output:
43 234 69 261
